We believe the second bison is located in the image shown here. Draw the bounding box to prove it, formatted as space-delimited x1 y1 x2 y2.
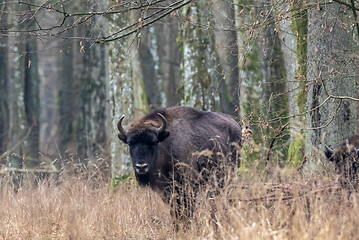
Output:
325 135 359 188
117 106 242 220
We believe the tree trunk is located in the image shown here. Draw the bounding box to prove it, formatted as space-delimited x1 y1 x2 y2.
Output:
280 1 307 165
131 37 150 118
211 0 240 116
0 0 9 155
279 3 299 127
154 5 181 107
130 9 153 116
59 25 75 161
179 4 213 110
7 3 26 175
77 4 108 165
108 12 133 178
135 26 160 111
256 0 288 160
305 1 357 171
36 9 63 157
256 0 287 121
23 36 41 168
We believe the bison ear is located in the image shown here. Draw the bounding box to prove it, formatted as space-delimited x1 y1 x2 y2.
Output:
158 130 169 142
324 145 334 160
117 134 127 144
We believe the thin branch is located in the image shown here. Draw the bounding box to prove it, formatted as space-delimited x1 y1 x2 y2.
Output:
333 0 359 11
266 122 290 164
96 0 192 43
3 0 168 34
306 99 342 130
101 0 184 40
0 124 34 160
16 0 169 17
264 80 359 125
0 167 59 174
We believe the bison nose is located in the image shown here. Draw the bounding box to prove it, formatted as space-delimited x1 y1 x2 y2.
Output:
135 162 149 174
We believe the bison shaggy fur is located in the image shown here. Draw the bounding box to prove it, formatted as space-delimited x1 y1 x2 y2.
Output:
117 106 242 220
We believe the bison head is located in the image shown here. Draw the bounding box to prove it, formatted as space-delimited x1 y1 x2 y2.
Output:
117 113 169 184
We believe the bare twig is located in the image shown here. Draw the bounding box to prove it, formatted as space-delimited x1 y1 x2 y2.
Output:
238 183 339 203
266 122 290 164
0 124 34 160
306 99 342 130
96 0 192 43
333 0 359 11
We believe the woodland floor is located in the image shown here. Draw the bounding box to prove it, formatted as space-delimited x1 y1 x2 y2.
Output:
0 167 358 240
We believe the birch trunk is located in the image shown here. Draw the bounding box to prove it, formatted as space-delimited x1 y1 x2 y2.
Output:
108 13 133 178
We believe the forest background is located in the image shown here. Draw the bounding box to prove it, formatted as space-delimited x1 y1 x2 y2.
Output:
0 0 358 180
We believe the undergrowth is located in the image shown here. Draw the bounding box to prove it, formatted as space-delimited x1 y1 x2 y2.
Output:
0 163 358 239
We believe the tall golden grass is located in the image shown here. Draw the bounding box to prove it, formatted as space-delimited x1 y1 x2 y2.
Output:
0 167 358 239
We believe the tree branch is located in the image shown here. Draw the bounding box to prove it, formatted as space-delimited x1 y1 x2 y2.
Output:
333 0 359 11
266 122 290 164
96 0 192 43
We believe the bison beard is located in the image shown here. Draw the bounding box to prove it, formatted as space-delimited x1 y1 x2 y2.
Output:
324 135 359 189
117 106 242 224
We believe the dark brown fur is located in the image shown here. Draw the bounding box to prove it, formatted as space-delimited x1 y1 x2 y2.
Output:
324 135 359 188
118 106 242 220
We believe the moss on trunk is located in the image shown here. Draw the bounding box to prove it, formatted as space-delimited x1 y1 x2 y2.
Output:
286 1 307 165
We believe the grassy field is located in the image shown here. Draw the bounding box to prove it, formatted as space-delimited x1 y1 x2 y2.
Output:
0 167 358 240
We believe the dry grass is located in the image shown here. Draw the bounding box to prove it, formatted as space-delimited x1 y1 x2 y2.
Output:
0 168 359 240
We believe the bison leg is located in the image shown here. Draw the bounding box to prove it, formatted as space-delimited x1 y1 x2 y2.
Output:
168 182 197 231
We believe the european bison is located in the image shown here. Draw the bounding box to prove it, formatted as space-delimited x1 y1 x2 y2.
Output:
324 135 359 188
117 106 242 220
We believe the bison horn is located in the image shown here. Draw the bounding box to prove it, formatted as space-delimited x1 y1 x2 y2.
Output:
157 113 167 134
117 115 127 138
